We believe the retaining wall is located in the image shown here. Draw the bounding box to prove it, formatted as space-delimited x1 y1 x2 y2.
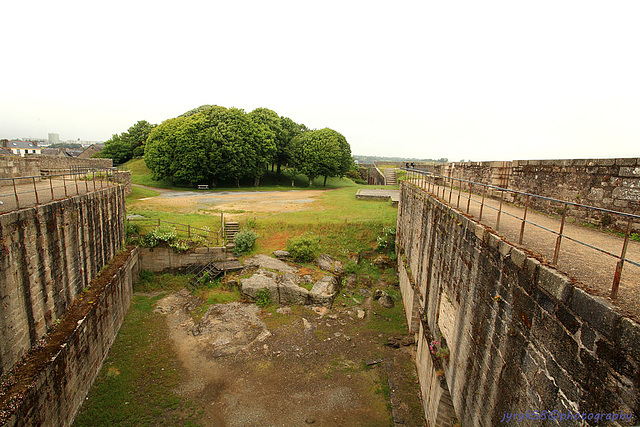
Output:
396 181 640 426
0 156 113 187
0 186 126 377
0 247 138 427
138 246 226 272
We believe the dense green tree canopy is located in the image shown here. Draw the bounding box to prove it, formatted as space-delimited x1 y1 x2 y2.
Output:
100 120 156 164
143 105 352 188
289 128 353 186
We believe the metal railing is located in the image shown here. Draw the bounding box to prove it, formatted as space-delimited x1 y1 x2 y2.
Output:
402 168 640 299
126 217 223 246
0 168 123 210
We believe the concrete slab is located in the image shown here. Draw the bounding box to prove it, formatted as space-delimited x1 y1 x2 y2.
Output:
356 189 400 206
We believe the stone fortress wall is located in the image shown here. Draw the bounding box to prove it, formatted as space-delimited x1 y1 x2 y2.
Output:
396 181 639 426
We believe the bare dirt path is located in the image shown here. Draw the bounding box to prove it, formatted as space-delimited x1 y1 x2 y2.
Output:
413 179 640 322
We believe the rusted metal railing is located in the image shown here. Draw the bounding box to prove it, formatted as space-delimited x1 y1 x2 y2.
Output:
401 167 640 299
0 168 123 211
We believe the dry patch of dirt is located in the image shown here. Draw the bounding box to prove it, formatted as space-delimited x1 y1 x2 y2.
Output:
138 190 327 216
154 288 426 426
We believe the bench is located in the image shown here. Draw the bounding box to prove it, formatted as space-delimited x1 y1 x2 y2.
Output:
197 184 209 190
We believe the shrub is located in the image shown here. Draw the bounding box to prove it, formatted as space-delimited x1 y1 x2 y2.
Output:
141 225 177 248
234 229 258 255
254 288 271 308
286 233 319 262
344 260 358 275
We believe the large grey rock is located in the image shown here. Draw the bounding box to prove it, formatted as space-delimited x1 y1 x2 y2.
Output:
273 250 291 259
244 254 297 273
240 271 310 305
317 254 344 274
241 273 280 303
309 276 338 307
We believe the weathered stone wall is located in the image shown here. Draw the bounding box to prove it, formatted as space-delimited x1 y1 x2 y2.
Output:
419 158 640 229
0 186 125 377
0 155 114 187
138 246 226 272
510 158 640 229
397 181 640 425
29 154 113 171
0 156 40 183
0 247 138 427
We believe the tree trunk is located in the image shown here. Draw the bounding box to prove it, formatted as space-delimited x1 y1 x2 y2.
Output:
276 163 281 175
254 177 260 187
308 176 314 187
235 178 240 188
323 175 328 186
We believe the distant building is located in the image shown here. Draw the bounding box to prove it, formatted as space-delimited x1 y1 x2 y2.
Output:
2 140 41 157
48 133 60 144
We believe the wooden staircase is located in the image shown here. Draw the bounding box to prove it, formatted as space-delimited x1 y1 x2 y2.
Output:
384 169 397 186
224 221 239 247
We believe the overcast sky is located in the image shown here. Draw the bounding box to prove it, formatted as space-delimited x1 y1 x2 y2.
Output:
2 1 639 161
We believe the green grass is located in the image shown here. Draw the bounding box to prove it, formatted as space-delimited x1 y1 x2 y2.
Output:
126 186 160 204
365 288 408 336
134 272 191 293
73 294 203 426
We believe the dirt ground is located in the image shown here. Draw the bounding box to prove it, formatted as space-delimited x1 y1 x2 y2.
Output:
134 186 328 216
153 283 426 427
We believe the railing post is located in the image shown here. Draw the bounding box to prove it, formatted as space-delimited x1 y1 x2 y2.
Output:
456 180 462 209
519 195 530 245
32 177 40 205
63 174 68 197
466 182 472 214
479 185 487 221
188 224 191 238
74 172 79 194
49 176 54 200
496 189 505 231
611 217 633 299
92 171 96 191
552 204 568 265
13 178 20 209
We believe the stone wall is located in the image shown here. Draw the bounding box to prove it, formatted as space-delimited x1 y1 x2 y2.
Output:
138 246 226 272
397 181 640 425
418 158 640 231
29 154 113 171
0 186 126 377
0 247 138 427
0 155 114 187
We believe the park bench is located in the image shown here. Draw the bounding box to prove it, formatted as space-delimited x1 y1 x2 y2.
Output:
197 184 209 190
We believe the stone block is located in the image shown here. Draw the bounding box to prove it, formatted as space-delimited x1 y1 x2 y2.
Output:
498 240 512 258
619 166 640 177
618 318 640 361
615 158 637 166
536 265 572 303
569 287 621 340
587 187 604 201
612 187 640 202
474 223 487 242
597 158 616 166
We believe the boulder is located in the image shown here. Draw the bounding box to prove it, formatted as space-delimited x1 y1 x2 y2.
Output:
344 273 358 289
240 271 310 305
240 273 279 303
373 254 394 269
309 276 338 307
273 250 291 259
317 254 345 274
378 294 395 309
244 254 297 273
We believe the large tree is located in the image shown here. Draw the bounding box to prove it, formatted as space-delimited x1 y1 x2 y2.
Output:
100 120 156 164
290 128 353 187
144 106 276 187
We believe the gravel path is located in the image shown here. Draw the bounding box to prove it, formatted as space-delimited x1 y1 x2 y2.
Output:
412 179 640 322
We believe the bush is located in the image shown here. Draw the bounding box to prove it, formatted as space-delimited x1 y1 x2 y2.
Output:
254 288 271 308
141 225 177 248
286 233 319 262
234 229 258 255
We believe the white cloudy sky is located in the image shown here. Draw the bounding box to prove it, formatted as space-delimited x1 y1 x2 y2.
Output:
2 1 639 161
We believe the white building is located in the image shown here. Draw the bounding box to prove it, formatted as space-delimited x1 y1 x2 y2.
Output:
2 140 42 156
